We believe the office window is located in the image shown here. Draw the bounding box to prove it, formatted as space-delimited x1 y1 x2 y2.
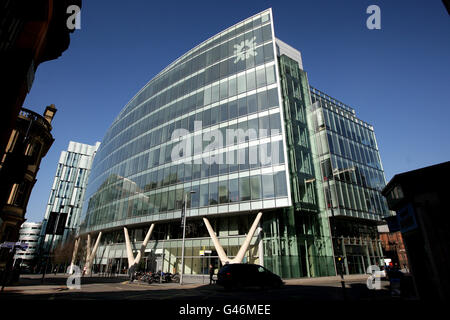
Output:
219 180 229 204
256 68 266 88
237 73 246 94
229 178 239 202
274 171 288 197
200 183 209 207
209 181 218 205
239 176 250 201
262 174 274 198
250 175 262 200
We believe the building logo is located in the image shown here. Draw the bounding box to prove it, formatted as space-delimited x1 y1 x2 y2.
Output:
234 37 257 63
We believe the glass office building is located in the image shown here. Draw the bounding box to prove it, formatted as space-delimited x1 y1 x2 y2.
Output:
78 9 388 278
41 141 100 252
309 88 390 274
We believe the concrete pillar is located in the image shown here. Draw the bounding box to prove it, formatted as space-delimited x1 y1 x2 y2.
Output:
124 224 155 269
85 234 91 265
202 217 229 265
134 224 155 266
257 224 264 267
68 237 80 274
84 232 102 276
123 227 135 268
203 212 263 265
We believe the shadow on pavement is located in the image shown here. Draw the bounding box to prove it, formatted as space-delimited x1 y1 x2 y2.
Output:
0 279 394 301
6 275 129 287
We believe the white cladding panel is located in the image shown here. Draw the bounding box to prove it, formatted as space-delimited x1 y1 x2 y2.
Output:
275 38 303 69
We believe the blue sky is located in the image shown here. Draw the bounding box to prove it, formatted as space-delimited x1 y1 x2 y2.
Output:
23 0 450 222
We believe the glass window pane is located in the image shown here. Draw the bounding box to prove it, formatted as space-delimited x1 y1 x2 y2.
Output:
201 157 210 178
229 178 239 202
238 147 249 171
228 150 238 173
203 108 211 127
250 175 262 200
229 77 237 97
191 185 200 208
229 100 238 119
238 97 247 117
204 86 211 105
263 42 274 62
274 171 287 197
266 64 276 84
220 81 228 100
219 180 229 204
248 118 259 139
262 174 274 198
247 94 257 114
259 115 269 138
211 84 220 103
267 88 279 108
246 70 256 91
256 68 266 88
237 73 246 94
168 190 175 211
239 176 250 201
200 183 209 207
192 163 201 180
175 188 183 209
209 181 218 205
269 112 281 134
219 103 228 122
160 191 168 212
257 90 268 111
184 163 192 181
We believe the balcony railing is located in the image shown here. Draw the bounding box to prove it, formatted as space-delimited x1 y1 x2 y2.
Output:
18 108 52 132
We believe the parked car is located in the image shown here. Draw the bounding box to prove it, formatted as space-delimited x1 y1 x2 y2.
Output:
217 263 283 290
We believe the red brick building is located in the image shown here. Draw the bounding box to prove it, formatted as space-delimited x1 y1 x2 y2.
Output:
378 226 409 270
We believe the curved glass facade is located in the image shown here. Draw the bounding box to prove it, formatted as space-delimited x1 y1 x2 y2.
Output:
80 9 291 234
75 9 389 279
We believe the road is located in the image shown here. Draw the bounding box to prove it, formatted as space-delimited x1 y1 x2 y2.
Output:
0 273 394 301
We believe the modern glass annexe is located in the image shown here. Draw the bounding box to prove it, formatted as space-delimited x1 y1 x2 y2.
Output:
77 9 383 278
309 88 390 274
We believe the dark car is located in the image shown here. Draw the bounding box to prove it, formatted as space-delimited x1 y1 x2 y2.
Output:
217 263 283 290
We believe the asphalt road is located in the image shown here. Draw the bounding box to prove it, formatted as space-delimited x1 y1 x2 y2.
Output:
0 274 394 301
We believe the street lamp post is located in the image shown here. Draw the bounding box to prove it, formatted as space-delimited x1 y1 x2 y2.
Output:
180 190 195 285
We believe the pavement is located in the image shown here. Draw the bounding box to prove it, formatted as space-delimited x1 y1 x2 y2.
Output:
0 273 400 301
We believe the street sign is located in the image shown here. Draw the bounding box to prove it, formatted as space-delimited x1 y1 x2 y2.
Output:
0 242 28 251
